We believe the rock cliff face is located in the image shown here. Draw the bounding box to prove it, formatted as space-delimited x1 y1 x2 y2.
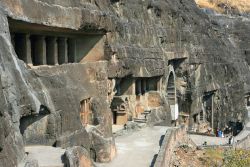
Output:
0 0 249 166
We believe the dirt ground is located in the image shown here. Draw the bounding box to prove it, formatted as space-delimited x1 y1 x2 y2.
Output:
171 145 206 167
171 145 250 167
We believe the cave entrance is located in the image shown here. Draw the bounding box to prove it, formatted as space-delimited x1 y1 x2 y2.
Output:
80 98 93 127
9 18 105 66
134 77 161 115
135 77 161 96
202 92 214 130
110 77 135 127
111 101 128 125
115 77 135 96
167 72 178 125
245 94 250 107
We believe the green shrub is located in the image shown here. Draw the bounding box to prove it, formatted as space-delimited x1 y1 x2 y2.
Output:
223 149 250 167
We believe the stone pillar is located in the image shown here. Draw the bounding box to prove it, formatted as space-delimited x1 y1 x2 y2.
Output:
68 38 77 63
33 36 46 65
211 95 214 130
11 33 15 49
132 79 136 95
136 79 142 95
157 77 162 91
58 37 68 64
46 37 58 65
146 79 150 91
25 34 33 65
198 113 201 123
15 34 32 65
142 79 147 94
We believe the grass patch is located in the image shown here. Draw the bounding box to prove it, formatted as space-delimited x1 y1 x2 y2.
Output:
200 148 250 167
223 149 250 167
201 148 224 167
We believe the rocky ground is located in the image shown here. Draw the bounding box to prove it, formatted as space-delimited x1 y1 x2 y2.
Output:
171 144 250 167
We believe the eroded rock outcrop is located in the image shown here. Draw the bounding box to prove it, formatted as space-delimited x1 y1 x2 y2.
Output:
0 0 249 166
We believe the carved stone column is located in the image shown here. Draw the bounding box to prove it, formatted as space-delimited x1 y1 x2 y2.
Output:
46 37 58 65
142 79 147 94
58 37 68 64
68 38 77 63
136 79 142 95
33 35 46 65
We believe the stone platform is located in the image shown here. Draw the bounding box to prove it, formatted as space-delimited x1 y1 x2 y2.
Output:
25 146 65 167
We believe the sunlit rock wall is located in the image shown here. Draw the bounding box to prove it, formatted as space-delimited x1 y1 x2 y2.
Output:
0 0 249 166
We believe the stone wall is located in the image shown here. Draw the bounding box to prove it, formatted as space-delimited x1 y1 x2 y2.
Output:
0 5 114 165
154 125 194 167
0 0 249 166
235 134 250 150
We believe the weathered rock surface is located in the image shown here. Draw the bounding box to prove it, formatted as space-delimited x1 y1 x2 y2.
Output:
65 146 93 167
0 0 249 166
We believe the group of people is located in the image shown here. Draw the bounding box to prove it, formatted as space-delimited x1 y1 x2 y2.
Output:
215 127 236 145
216 126 232 138
216 121 244 138
216 128 224 137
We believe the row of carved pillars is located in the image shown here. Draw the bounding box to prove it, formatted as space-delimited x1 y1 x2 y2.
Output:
11 33 77 66
136 79 147 95
135 78 160 95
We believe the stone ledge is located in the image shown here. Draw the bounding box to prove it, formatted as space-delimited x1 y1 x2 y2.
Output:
154 125 188 167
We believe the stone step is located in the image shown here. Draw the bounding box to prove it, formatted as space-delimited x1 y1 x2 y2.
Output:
134 118 147 123
168 95 175 97
141 111 151 115
137 115 147 119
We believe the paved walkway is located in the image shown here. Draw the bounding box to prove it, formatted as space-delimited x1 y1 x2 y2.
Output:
189 134 228 146
25 146 65 167
112 125 124 133
96 126 170 167
190 122 250 146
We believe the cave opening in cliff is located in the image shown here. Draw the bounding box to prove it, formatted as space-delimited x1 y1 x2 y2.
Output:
111 99 128 125
202 92 215 131
111 95 129 125
111 77 133 125
135 77 161 96
8 18 105 66
115 77 135 96
80 98 93 127
245 93 250 107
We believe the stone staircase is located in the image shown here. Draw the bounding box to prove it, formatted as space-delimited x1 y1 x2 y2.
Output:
167 78 175 105
134 110 151 123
